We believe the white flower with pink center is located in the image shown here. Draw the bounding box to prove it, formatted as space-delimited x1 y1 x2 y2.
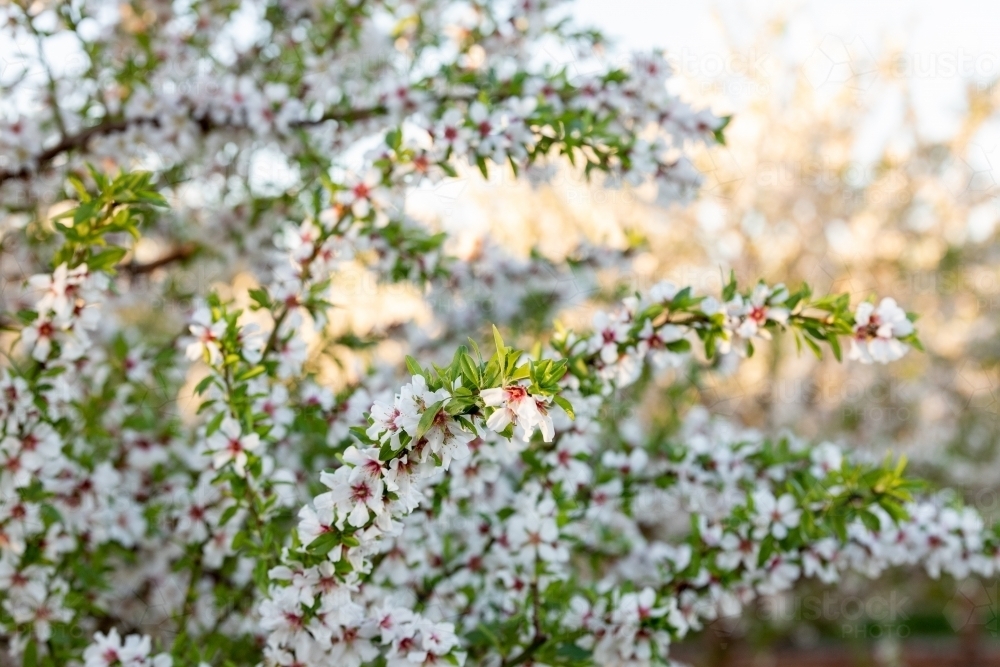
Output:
206 417 261 477
316 465 385 528
849 297 914 364
481 384 554 442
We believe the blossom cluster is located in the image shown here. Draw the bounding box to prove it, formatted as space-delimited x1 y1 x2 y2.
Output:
253 275 944 667
559 277 920 393
0 172 956 665
0 0 720 254
0 0 989 665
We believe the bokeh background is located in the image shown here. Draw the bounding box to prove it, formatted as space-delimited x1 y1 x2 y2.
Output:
406 1 1000 664
6 1 1000 663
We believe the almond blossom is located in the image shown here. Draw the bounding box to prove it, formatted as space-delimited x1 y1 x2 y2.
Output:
82 629 173 667
316 466 386 529
0 0 992 664
752 490 803 540
184 308 227 366
205 417 261 476
481 385 555 442
849 297 915 364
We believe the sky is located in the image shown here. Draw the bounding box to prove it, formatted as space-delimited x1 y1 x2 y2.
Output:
573 0 1000 55
572 0 1000 142
7 0 1000 177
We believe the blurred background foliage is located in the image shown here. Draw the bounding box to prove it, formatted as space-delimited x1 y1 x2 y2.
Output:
396 18 1000 664
5 4 999 663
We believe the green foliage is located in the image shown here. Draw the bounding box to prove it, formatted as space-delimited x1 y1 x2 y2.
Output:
51 168 166 269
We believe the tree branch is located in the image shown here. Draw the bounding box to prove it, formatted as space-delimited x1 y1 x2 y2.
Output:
0 105 390 187
124 243 198 275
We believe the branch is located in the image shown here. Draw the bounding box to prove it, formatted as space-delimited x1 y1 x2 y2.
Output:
124 243 198 275
0 105 390 187
326 0 367 49
0 118 132 186
501 632 548 667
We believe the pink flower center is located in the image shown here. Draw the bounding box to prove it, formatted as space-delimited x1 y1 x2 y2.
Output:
351 482 372 502
505 385 528 403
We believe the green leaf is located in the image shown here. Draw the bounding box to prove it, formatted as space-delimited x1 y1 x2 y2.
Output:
16 309 38 325
467 624 503 651
665 338 691 353
802 334 822 359
830 512 847 542
248 288 272 309
704 333 717 359
205 411 226 437
859 510 881 532
509 363 530 381
467 336 483 362
553 395 575 420
379 440 397 462
492 325 506 356
757 534 775 567
88 246 128 271
385 127 402 150
556 643 592 661
413 399 446 441
827 332 842 361
713 115 732 145
459 353 481 387
721 270 738 301
405 356 425 378
218 505 240 527
306 530 341 556
349 425 376 445
23 640 38 667
235 365 266 382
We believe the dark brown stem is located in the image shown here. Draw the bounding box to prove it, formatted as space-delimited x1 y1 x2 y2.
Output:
0 105 389 187
125 243 199 275
501 631 548 667
326 0 367 49
0 118 131 185
500 568 548 667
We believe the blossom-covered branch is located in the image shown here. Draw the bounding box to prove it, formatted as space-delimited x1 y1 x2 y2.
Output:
0 0 989 663
256 271 935 666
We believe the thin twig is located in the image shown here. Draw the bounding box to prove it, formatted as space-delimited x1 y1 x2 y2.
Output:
0 105 389 186
125 243 198 275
